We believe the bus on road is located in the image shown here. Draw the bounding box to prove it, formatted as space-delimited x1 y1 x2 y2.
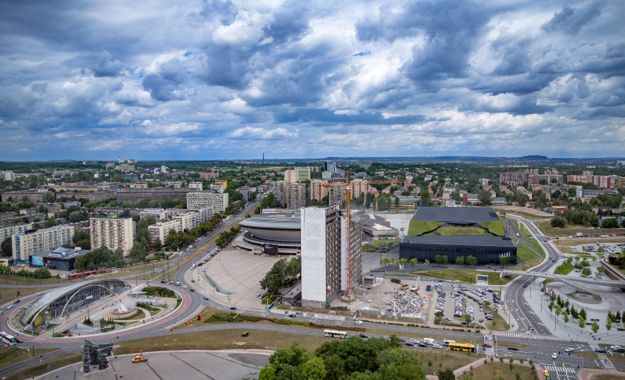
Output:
449 342 476 353
323 329 348 339
1 331 18 346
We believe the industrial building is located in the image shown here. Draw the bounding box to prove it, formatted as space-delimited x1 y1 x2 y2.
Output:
399 207 517 265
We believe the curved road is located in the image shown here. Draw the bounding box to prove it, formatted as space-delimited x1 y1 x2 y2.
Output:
504 215 560 336
0 204 612 378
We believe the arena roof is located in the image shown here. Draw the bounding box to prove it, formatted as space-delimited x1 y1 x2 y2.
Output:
239 214 300 230
411 207 499 224
402 235 516 248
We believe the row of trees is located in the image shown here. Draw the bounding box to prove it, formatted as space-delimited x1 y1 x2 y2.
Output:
165 213 225 251
215 225 241 248
378 255 480 267
74 247 124 272
259 257 301 301
0 265 52 279
260 336 426 380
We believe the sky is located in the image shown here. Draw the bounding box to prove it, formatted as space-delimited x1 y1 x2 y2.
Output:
1 0 624 161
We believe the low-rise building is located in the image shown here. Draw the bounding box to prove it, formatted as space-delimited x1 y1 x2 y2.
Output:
12 225 75 261
148 220 181 245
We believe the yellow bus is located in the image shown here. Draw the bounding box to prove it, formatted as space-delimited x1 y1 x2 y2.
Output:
448 342 476 353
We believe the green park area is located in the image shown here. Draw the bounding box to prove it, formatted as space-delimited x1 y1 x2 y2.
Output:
435 226 487 236
554 260 575 275
479 221 506 236
461 362 537 380
363 239 400 252
407 220 443 236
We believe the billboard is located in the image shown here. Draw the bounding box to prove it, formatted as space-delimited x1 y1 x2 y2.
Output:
30 255 44 267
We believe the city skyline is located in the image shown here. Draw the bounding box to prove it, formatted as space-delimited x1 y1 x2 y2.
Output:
1 0 624 160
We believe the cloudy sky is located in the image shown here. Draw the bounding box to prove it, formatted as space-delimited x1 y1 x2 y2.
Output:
1 0 624 160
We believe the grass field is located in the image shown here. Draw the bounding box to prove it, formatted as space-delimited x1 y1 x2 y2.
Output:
555 237 625 254
363 239 400 252
514 236 546 271
0 347 52 369
408 220 443 236
535 221 625 238
461 362 536 380
435 226 487 236
413 269 513 285
480 221 506 236
0 274 65 285
554 261 574 275
0 287 42 304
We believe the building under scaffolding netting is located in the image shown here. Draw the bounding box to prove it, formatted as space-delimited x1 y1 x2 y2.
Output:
19 279 128 330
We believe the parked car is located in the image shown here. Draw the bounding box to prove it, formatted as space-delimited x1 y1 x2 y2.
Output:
551 353 558 359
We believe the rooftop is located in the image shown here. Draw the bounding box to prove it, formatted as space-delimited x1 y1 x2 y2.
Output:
402 235 516 248
412 206 499 224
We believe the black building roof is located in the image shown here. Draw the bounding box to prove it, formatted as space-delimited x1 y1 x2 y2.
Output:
402 235 516 248
412 207 499 224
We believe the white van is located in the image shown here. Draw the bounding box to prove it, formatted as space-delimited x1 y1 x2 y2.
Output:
423 338 436 346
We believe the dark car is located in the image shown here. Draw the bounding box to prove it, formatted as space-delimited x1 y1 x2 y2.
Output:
507 347 519 351
229 306 237 311
14 299 20 304
359 333 368 339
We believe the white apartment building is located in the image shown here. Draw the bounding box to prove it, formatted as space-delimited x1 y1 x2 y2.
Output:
186 192 229 213
139 208 172 221
2 171 16 182
284 167 311 183
174 212 196 231
0 223 33 242
310 179 328 201
188 182 203 191
196 207 214 223
148 219 181 245
12 225 75 261
301 207 341 308
90 217 135 256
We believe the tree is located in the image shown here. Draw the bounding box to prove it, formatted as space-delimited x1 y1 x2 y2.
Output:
1 237 12 257
564 313 569 323
499 256 509 266
570 305 578 319
129 244 148 263
438 369 455 380
592 320 599 334
550 217 566 228
615 311 621 323
607 315 613 331
465 256 477 266
602 218 619 228
299 357 326 380
455 256 465 266
581 267 591 277
478 190 492 205
578 316 586 329
441 255 448 264
72 230 91 250
376 347 425 380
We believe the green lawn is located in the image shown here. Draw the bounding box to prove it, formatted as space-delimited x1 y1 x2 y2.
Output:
480 221 506 236
436 226 488 236
363 239 400 252
554 261 574 275
514 236 546 271
461 362 536 380
413 269 513 285
0 347 52 368
407 220 443 236
535 221 625 238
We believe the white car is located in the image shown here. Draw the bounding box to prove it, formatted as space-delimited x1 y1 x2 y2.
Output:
354 320 363 325
551 353 558 359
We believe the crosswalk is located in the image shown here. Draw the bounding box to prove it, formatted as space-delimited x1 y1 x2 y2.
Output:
544 364 577 374
493 331 562 341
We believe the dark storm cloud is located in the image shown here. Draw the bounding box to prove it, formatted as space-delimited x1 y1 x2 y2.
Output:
543 1 603 35
0 0 624 159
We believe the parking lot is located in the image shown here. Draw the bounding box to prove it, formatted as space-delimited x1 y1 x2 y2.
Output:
429 281 502 328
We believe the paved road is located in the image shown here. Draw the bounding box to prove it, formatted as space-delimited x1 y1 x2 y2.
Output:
0 204 619 380
504 215 560 336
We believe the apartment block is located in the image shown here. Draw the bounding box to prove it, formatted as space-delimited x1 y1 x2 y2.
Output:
310 180 329 201
2 171 16 182
188 182 203 191
12 225 75 261
284 167 311 183
340 211 363 293
350 179 369 199
301 207 341 308
173 212 196 231
186 192 229 213
148 220 181 245
0 222 33 242
90 217 135 256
